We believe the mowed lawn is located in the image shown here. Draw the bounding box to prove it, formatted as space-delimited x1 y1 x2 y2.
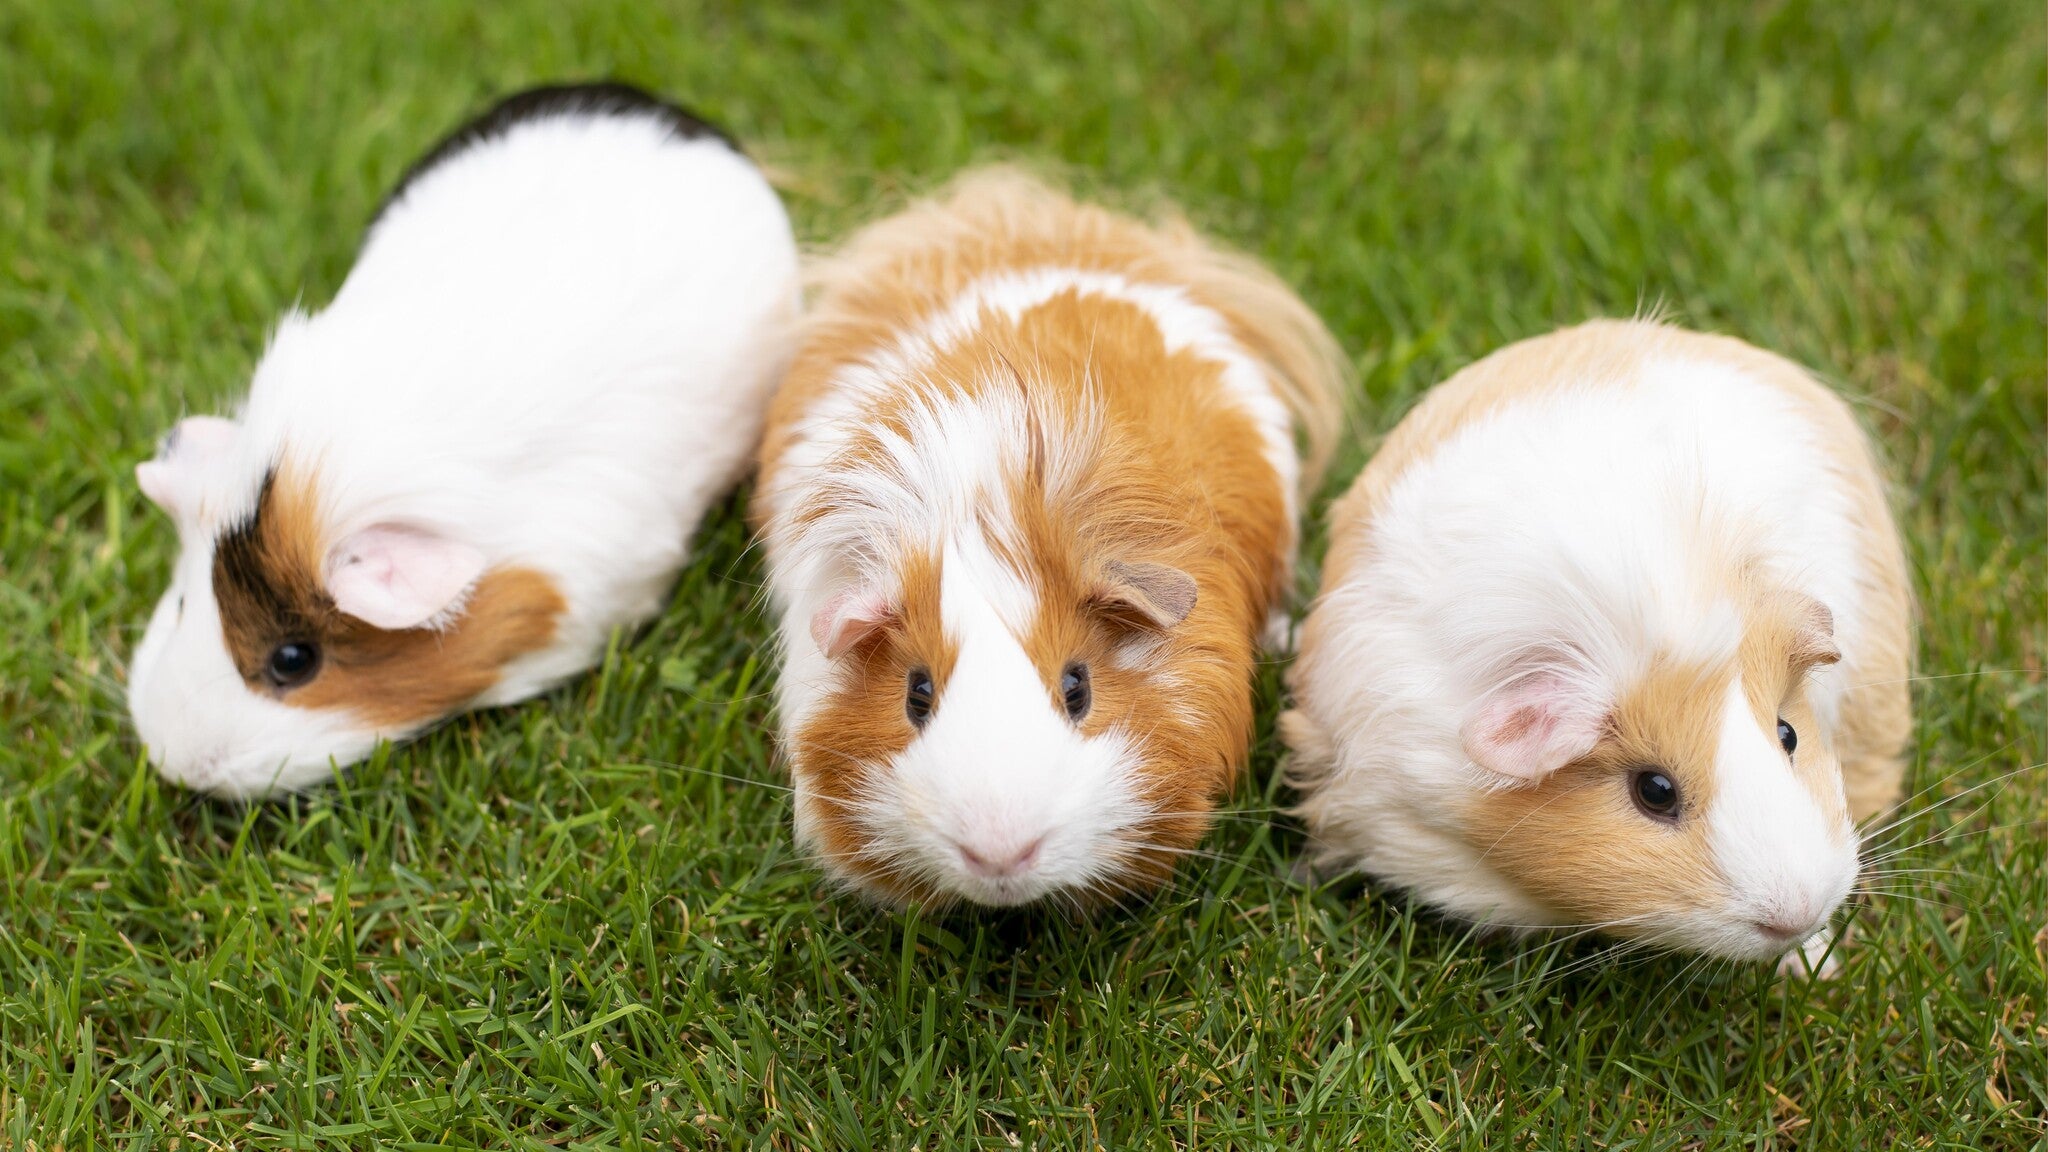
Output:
2 1 2043 1147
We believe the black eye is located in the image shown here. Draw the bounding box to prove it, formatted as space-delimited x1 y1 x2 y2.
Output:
266 641 320 688
1631 769 1680 820
905 668 935 729
1777 719 1797 756
1060 662 1091 722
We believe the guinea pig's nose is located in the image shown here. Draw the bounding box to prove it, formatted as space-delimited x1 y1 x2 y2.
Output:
1753 903 1823 942
1753 917 1809 941
954 834 1045 879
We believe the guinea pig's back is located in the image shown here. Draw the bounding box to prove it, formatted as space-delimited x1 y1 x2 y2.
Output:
240 93 797 610
1335 323 1881 614
334 95 794 472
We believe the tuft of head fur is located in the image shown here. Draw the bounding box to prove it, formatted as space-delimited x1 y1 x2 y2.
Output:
757 167 1346 909
1284 319 1914 963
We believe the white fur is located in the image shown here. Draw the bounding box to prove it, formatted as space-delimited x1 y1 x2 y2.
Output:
1687 678 1857 957
1290 329 1870 960
129 101 799 797
766 268 1296 904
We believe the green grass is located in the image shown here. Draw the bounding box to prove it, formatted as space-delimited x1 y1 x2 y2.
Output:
2 0 2043 1147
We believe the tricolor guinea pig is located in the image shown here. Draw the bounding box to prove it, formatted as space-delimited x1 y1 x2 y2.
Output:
128 83 799 797
752 169 1348 908
1283 320 1913 971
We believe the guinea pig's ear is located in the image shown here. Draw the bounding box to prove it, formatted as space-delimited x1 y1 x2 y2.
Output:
811 586 896 659
1784 593 1842 669
324 524 487 631
136 415 240 519
1091 560 1198 630
1461 668 1609 783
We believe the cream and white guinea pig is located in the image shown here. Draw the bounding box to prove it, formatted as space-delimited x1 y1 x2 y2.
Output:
752 169 1349 909
1283 320 1913 972
128 83 799 798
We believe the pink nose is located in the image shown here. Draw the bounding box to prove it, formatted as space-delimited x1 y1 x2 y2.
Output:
955 835 1045 879
1753 901 1822 941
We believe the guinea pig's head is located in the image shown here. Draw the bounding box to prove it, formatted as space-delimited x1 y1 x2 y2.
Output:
787 508 1240 910
1457 590 1858 961
129 418 564 798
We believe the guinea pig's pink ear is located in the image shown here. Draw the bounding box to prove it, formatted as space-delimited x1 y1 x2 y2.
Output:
1461 669 1609 783
810 586 896 659
136 415 240 519
324 525 488 631
1092 560 1199 630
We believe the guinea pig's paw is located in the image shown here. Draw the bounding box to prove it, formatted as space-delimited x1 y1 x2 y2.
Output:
1777 926 1843 981
1283 853 1327 888
1261 609 1297 654
1277 709 1336 782
1282 846 1367 893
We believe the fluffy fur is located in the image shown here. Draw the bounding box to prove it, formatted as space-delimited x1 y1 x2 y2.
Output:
754 168 1349 909
128 84 800 797
1283 320 1913 966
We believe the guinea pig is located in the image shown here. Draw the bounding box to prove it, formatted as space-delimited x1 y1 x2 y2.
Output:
1282 320 1913 972
128 82 799 798
752 168 1349 909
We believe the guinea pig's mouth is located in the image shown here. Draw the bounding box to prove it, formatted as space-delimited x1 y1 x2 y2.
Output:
884 841 1083 910
954 880 1050 908
151 748 277 800
136 735 225 790
923 873 1123 914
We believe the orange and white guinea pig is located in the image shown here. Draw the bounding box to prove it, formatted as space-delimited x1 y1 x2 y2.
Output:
1283 320 1912 972
752 169 1348 909
127 84 799 797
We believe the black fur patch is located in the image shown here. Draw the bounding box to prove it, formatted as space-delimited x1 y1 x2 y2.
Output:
372 81 736 226
212 470 329 680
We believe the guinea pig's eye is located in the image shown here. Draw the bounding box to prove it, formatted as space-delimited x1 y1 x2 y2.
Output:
905 668 935 729
1777 719 1797 756
1630 768 1680 820
1060 662 1091 722
266 641 321 689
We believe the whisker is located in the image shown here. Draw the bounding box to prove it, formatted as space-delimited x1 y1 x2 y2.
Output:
1861 815 2040 870
1847 667 2040 690
1860 757 2042 846
624 758 794 795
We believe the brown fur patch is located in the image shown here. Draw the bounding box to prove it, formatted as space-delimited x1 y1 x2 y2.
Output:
212 465 564 731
